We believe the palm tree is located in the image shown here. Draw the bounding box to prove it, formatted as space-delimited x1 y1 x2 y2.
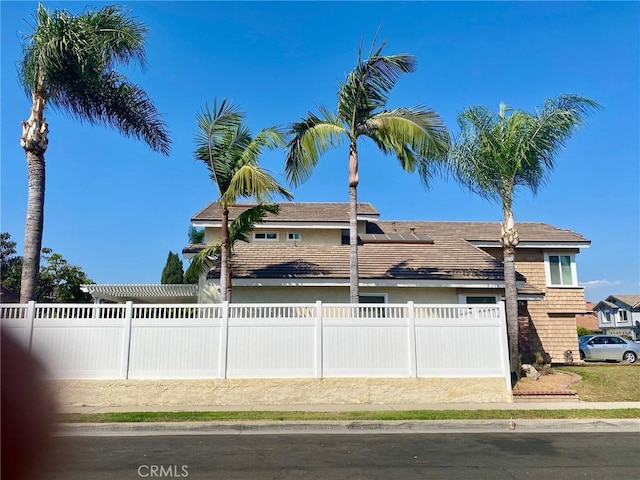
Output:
188 203 280 300
194 99 293 302
448 94 600 383
17 4 170 302
284 41 449 303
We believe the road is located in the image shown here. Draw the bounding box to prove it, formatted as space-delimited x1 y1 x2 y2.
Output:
44 432 639 479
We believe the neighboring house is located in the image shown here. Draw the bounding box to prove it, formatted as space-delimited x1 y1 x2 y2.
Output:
575 301 600 333
594 295 640 340
184 201 591 363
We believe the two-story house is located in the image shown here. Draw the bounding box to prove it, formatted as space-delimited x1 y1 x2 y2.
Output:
184 201 591 363
594 295 640 340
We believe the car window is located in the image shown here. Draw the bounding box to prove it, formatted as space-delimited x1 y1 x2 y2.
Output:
609 337 625 344
590 337 606 345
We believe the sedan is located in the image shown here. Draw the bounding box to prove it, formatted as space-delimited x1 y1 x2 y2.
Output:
579 335 640 363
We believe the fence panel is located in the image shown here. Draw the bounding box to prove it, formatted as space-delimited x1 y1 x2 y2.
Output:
226 304 317 378
414 305 507 377
322 304 411 377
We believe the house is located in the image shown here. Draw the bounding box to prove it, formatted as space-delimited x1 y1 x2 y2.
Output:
575 301 600 333
184 201 591 363
594 295 640 340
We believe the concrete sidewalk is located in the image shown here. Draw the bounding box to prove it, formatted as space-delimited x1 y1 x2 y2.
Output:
59 400 640 414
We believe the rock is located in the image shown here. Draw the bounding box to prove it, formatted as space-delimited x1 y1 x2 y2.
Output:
521 364 540 380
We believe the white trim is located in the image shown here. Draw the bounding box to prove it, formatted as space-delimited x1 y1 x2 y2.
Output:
470 241 589 249
544 252 578 287
194 221 349 230
287 231 302 242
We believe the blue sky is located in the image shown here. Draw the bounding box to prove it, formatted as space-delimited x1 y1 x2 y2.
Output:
1 1 638 302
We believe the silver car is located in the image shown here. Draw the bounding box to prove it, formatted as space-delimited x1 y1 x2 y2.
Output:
579 335 640 363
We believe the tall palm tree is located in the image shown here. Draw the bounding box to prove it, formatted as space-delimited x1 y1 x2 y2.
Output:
188 203 280 300
448 94 600 383
285 41 449 303
194 99 293 302
18 4 170 302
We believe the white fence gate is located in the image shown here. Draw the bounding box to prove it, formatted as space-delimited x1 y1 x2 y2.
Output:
1 301 510 386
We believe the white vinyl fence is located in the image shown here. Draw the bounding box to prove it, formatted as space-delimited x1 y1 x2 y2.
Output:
1 301 510 385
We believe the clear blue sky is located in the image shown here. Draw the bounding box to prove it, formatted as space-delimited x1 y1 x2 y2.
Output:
1 1 638 302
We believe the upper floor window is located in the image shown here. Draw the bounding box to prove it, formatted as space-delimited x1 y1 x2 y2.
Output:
544 253 577 287
254 232 278 241
287 232 301 241
620 310 629 322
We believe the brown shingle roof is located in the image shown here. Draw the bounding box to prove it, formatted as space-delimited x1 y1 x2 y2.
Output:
192 202 379 223
373 221 589 244
609 295 640 309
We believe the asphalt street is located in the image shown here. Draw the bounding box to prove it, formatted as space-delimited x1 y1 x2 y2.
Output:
45 432 639 480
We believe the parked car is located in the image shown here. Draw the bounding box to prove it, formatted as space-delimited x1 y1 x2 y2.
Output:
578 335 595 344
579 335 640 363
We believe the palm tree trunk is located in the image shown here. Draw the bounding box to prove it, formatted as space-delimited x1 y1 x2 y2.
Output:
501 208 521 385
348 141 359 303
19 93 49 303
220 207 229 302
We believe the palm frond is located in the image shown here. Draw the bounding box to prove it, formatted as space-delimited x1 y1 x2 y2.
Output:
189 244 221 275
19 3 170 154
229 203 280 245
238 126 286 167
222 164 293 205
285 112 345 186
194 99 244 192
338 42 416 127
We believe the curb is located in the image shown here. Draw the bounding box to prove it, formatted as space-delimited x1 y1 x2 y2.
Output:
56 418 640 436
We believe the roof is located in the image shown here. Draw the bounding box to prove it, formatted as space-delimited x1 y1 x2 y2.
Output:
606 295 640 310
373 221 589 245
192 202 379 223
81 284 198 304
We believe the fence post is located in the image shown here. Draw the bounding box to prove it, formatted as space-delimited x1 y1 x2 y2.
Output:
25 300 36 352
219 301 229 379
120 301 134 379
407 301 417 378
315 300 323 379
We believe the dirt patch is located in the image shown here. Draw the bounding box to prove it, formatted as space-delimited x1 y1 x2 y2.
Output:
513 369 581 393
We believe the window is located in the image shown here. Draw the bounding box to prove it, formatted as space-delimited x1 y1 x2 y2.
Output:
620 310 629 322
465 296 498 304
359 294 387 304
545 254 577 286
287 232 301 241
253 232 278 241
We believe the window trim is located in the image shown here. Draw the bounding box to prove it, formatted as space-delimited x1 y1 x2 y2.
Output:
458 294 500 304
358 293 388 304
253 231 279 241
287 231 302 242
544 252 578 287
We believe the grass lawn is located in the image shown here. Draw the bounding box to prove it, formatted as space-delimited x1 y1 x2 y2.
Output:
557 364 640 402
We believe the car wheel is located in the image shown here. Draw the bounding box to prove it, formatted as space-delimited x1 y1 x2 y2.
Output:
622 351 637 363
579 350 585 360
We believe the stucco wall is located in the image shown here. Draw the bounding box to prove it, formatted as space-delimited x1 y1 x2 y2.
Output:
199 284 460 304
203 226 342 246
52 377 511 407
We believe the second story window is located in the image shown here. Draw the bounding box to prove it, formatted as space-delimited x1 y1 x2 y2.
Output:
254 232 278 241
287 232 301 241
544 253 577 287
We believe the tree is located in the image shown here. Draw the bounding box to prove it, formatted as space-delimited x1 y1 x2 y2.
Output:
194 99 293 302
161 251 183 284
1 232 23 295
189 203 280 298
1 232 94 303
284 41 449 303
17 4 170 303
188 226 205 244
37 248 93 303
447 95 600 383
